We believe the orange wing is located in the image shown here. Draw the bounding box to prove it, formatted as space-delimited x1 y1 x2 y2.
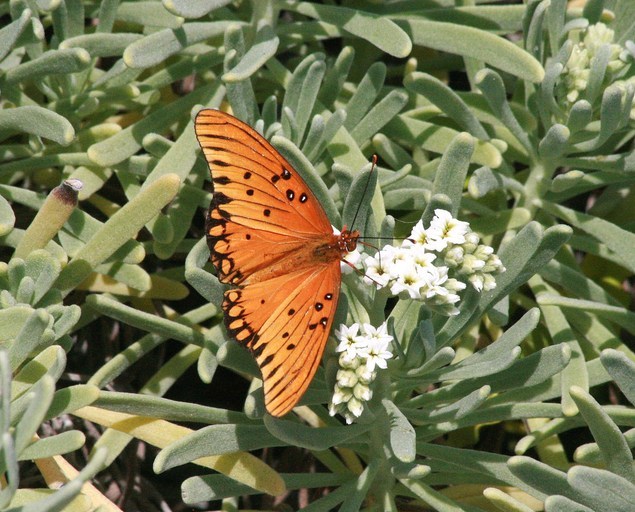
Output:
195 109 343 416
195 109 333 285
224 262 341 416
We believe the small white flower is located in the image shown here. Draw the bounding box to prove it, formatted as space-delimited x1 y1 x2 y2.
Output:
418 265 446 299
384 245 411 266
335 323 361 357
352 209 504 321
410 244 437 270
565 45 590 73
389 261 427 299
329 322 394 423
362 322 393 345
427 209 470 250
358 336 393 371
363 253 391 288
404 220 445 251
474 244 494 259
403 220 425 246
560 23 629 108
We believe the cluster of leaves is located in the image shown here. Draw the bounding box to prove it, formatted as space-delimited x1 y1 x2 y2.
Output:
0 0 634 511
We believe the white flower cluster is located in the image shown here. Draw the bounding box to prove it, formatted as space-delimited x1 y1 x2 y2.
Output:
329 323 393 424
363 209 504 316
560 23 633 107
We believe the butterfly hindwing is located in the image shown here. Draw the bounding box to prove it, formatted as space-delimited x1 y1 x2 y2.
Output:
196 109 333 285
223 262 341 416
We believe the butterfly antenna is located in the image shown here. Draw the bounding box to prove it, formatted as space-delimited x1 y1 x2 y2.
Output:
349 155 377 233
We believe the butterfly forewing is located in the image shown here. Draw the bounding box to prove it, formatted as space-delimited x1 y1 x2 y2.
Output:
196 109 333 284
195 109 347 417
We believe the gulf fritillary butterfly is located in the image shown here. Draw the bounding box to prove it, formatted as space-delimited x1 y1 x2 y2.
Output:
195 109 360 417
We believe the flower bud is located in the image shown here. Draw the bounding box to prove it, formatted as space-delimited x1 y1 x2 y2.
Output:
337 369 358 388
353 383 373 401
347 397 364 418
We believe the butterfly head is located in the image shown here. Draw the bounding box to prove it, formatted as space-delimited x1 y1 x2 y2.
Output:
338 226 360 253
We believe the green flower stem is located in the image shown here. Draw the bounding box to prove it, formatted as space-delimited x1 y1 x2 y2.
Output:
340 458 383 512
222 21 279 83
4 48 90 85
18 431 85 461
0 153 93 177
280 1 412 58
401 479 468 511
369 290 390 327
404 72 489 140
363 374 393 508
601 350 635 404
123 21 240 69
0 106 75 146
404 18 544 83
475 69 536 158
88 303 217 388
416 403 565 443
25 448 108 512
85 294 207 347
516 161 552 216
538 295 635 335
0 9 33 62
95 390 251 426
536 198 635 274
13 179 81 260
569 386 635 482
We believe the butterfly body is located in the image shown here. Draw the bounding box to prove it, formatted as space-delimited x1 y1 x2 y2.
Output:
195 109 359 416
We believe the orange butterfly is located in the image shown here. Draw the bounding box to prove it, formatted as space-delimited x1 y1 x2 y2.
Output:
195 109 360 417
